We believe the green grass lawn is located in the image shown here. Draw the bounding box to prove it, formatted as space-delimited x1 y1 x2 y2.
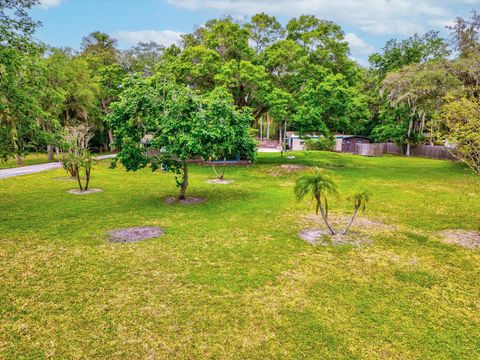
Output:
1 152 479 359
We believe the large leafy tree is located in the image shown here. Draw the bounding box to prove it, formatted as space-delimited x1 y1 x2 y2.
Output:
120 41 165 75
109 74 256 200
442 95 480 174
369 31 450 78
366 30 451 149
381 61 462 154
292 74 369 136
246 13 284 54
0 0 44 163
81 31 124 149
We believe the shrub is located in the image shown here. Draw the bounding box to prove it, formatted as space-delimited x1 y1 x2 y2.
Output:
305 136 335 151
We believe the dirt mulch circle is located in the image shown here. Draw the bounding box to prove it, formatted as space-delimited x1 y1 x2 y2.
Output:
299 229 371 246
439 229 480 249
206 179 234 184
108 226 164 243
67 188 103 195
164 196 206 205
305 214 397 232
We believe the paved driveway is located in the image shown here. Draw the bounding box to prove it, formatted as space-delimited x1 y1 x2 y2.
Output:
0 154 116 179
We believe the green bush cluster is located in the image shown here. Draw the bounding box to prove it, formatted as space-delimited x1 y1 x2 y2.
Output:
305 137 335 151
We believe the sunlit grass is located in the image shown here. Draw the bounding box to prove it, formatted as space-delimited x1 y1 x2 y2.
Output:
0 152 479 358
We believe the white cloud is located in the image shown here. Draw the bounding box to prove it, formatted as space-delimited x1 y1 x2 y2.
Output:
113 30 184 47
344 33 374 55
38 0 62 9
166 0 458 36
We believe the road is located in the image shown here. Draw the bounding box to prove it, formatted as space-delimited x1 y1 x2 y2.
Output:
0 154 116 179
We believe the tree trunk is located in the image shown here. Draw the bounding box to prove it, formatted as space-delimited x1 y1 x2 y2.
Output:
11 123 24 165
220 157 226 180
47 145 54 161
178 161 188 200
266 113 270 140
85 167 90 191
316 195 336 235
76 166 83 191
108 129 114 152
15 154 24 166
279 123 283 158
406 118 413 156
260 114 263 141
342 207 359 235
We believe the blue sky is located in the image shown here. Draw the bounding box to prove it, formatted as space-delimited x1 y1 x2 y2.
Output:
32 0 477 65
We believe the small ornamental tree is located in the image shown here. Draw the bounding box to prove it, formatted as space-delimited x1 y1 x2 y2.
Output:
295 170 338 234
295 170 371 235
109 75 256 200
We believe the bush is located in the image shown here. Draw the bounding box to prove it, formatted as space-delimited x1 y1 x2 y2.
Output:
305 136 335 151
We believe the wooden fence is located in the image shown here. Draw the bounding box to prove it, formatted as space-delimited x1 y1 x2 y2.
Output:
410 144 455 160
353 142 455 160
356 143 386 157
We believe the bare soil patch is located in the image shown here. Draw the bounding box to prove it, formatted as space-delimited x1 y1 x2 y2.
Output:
164 196 206 205
108 226 164 243
207 179 234 184
305 214 396 232
67 188 103 195
299 229 371 246
439 229 480 249
268 164 311 176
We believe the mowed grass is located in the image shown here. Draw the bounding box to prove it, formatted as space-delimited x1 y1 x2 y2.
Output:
0 152 479 359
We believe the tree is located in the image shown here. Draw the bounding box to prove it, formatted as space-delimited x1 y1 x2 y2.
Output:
381 61 461 154
0 0 43 163
81 31 118 66
369 31 450 78
176 45 221 91
442 95 480 174
286 15 351 74
120 41 164 75
292 74 369 137
203 87 256 180
215 60 271 108
246 13 284 54
447 11 480 58
202 17 254 61
109 74 256 200
343 191 370 234
266 88 293 156
0 0 39 50
62 150 95 191
295 170 338 235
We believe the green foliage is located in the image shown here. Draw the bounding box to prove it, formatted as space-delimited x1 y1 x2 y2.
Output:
349 190 371 212
442 95 480 174
295 169 338 234
304 136 335 151
292 74 370 136
369 30 450 78
109 74 256 198
245 13 284 54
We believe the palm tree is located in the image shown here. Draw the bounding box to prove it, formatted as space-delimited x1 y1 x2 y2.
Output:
295 169 338 235
343 191 371 235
